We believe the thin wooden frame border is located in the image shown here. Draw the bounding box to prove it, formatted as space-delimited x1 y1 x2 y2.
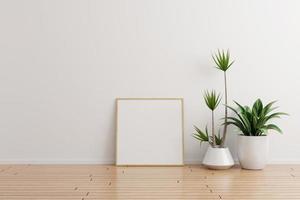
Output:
115 98 184 166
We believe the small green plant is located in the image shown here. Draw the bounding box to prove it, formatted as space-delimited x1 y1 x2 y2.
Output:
193 90 221 147
212 50 234 71
225 99 288 136
193 49 234 148
212 50 234 147
193 125 223 146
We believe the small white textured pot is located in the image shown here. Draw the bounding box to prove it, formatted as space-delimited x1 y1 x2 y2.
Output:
238 135 268 170
202 146 234 169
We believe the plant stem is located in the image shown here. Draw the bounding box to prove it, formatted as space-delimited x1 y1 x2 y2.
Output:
221 72 228 147
212 110 216 147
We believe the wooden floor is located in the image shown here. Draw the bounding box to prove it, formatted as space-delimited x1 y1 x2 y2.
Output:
0 165 300 199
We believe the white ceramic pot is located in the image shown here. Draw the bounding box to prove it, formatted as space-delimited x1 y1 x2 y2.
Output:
237 135 268 170
202 146 234 169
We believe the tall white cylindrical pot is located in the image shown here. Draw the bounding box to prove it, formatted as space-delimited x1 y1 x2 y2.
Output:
202 146 234 170
237 135 268 170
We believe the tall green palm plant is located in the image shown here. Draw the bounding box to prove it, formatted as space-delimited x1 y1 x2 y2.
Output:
212 50 234 147
226 99 287 136
193 90 221 147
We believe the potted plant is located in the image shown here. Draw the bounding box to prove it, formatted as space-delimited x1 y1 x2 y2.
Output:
226 99 287 169
193 50 235 169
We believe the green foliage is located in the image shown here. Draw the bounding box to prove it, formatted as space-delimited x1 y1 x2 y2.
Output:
193 125 209 144
211 131 222 146
193 126 222 146
226 99 288 136
212 49 234 72
204 90 221 111
193 49 235 147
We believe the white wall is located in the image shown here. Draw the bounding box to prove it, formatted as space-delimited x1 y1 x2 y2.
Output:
0 0 299 164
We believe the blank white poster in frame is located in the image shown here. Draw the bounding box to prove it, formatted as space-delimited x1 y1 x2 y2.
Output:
116 98 184 166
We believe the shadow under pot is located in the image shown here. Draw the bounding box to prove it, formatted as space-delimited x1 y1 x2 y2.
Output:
237 135 268 170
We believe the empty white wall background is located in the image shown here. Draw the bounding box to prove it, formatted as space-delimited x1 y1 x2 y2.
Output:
0 0 299 164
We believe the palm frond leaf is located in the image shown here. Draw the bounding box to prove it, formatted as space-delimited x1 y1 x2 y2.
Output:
203 90 221 111
225 99 287 136
212 49 234 72
193 125 209 143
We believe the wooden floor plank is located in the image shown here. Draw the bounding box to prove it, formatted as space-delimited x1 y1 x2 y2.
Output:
0 165 299 199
